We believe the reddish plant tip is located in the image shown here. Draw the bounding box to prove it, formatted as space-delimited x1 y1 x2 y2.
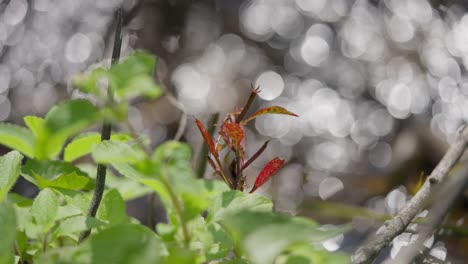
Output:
249 157 285 193
194 117 218 158
221 122 245 150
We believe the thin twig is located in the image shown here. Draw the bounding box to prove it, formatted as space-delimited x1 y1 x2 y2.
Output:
79 7 123 242
196 113 219 178
394 165 468 263
352 125 468 264
173 112 187 141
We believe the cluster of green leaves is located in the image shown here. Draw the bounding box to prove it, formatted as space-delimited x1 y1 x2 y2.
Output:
0 51 350 264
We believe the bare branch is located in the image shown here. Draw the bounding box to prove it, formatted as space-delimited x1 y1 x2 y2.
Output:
352 125 468 264
394 165 468 263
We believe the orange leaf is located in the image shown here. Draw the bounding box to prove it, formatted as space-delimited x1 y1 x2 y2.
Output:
194 117 218 158
242 106 298 124
221 122 245 149
249 157 284 193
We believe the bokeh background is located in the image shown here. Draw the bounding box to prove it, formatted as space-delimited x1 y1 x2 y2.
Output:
1 0 468 262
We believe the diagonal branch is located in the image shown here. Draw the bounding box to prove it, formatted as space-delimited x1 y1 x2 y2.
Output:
352 125 468 264
394 164 468 263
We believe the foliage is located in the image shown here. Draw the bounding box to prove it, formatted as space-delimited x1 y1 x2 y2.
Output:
0 51 349 264
195 87 298 193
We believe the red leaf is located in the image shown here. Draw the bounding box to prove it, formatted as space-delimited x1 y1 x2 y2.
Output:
249 157 284 193
242 106 298 124
194 117 218 158
221 122 245 150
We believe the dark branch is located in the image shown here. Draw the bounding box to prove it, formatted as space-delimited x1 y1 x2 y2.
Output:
79 7 123 242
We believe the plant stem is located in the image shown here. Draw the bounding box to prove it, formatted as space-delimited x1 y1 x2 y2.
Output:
147 193 156 231
196 113 219 178
160 167 191 245
79 6 123 242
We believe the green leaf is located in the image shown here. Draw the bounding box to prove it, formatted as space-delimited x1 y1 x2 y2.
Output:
36 99 102 159
109 52 162 100
64 132 133 162
92 140 146 164
0 202 16 264
77 163 151 200
101 102 129 123
40 224 167 264
15 231 28 261
0 123 34 158
115 75 162 100
188 217 234 261
31 188 59 232
0 151 23 201
152 140 192 163
56 204 83 220
44 99 101 134
207 190 273 223
139 178 171 207
72 67 108 97
112 163 148 180
7 193 32 207
97 189 126 225
21 159 90 190
36 172 90 190
276 243 350 264
55 215 106 240
24 115 45 138
220 211 346 264
161 244 199 264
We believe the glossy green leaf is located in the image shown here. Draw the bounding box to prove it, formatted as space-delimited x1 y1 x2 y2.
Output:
0 151 23 201
0 202 16 264
0 123 34 157
97 189 126 225
92 140 146 164
31 188 59 232
64 132 133 162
